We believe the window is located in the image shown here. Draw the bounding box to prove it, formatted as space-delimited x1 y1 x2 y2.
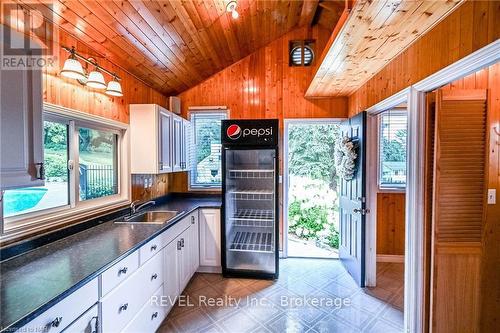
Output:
2 105 128 234
379 110 407 189
78 127 118 201
189 111 227 189
3 118 70 218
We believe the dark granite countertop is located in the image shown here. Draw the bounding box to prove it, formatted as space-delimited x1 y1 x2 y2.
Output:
0 195 221 332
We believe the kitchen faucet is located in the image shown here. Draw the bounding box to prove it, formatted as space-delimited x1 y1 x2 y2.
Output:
129 200 156 215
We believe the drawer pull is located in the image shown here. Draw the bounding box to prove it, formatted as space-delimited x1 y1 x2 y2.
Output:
151 244 157 251
151 273 158 280
51 317 62 328
151 312 159 320
119 303 129 312
118 267 128 275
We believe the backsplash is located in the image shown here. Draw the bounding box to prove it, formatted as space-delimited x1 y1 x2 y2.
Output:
131 174 171 201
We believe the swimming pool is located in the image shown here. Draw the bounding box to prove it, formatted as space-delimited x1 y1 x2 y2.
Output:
3 188 48 217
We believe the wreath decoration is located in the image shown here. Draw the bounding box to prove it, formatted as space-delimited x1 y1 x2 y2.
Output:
334 136 358 181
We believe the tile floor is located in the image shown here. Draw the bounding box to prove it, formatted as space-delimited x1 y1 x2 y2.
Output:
158 259 404 333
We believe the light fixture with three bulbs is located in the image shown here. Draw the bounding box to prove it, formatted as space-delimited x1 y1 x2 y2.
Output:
60 46 123 97
226 1 239 19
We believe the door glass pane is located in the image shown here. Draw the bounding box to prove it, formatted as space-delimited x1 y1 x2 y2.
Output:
3 120 69 218
224 149 276 273
78 127 118 201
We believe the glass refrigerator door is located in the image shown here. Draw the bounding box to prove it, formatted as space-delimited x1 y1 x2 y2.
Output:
224 148 276 274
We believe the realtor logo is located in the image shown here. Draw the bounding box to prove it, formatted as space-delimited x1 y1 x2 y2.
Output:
227 124 242 140
1 2 56 69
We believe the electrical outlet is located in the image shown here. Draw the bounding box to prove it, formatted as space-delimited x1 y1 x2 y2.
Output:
488 189 496 204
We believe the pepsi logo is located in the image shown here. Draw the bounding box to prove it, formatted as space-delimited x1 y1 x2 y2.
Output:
227 124 241 139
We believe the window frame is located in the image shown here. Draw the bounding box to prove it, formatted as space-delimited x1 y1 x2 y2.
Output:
1 103 130 240
188 108 228 191
377 109 408 191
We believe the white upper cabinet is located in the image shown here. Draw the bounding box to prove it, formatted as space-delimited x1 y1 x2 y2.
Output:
130 104 173 174
130 104 191 174
172 114 183 172
0 31 44 190
181 118 191 172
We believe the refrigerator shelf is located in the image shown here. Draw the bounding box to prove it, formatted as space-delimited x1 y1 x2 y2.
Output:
230 209 274 227
229 231 274 253
229 169 274 179
229 190 274 201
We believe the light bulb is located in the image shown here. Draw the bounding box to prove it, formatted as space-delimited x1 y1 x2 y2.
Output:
60 55 86 81
105 79 123 97
86 69 106 89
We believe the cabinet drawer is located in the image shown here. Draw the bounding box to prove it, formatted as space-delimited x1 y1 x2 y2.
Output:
19 279 98 333
163 214 191 245
139 234 163 265
100 251 163 333
61 304 98 333
100 250 139 297
122 285 166 333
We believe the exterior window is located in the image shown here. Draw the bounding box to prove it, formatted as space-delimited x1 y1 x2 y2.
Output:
379 110 407 189
2 108 126 232
189 111 227 189
78 127 118 201
3 119 70 218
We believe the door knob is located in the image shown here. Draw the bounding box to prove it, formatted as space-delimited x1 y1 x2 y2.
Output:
353 208 370 215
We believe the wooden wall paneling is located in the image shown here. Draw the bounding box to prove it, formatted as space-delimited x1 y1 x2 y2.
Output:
376 192 405 256
348 1 500 116
430 88 488 333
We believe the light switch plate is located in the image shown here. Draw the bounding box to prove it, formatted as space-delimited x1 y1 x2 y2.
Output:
488 189 496 204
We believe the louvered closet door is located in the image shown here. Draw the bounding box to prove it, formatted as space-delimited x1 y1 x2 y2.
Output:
431 89 487 333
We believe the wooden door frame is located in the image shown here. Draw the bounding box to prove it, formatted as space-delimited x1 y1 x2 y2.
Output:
365 39 499 333
282 118 343 258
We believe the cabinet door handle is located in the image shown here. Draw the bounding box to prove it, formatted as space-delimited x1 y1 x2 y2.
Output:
119 303 129 312
151 273 158 280
35 162 45 180
151 312 158 320
177 240 181 250
118 267 128 275
151 244 157 251
51 317 62 327
90 316 98 333
191 216 195 224
180 238 184 247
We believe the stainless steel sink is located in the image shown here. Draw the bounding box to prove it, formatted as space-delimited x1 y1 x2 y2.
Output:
115 210 182 224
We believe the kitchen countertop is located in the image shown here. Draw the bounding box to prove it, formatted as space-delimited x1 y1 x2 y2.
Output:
0 195 221 332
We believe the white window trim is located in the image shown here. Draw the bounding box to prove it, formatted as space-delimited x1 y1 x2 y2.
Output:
187 107 228 191
0 103 130 243
377 109 407 192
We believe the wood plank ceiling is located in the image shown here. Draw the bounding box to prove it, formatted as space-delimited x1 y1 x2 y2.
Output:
10 0 341 95
306 0 464 97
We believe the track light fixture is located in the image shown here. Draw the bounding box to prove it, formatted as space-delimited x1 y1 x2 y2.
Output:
60 46 123 97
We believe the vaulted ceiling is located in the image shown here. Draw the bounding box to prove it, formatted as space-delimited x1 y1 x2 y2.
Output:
10 0 343 95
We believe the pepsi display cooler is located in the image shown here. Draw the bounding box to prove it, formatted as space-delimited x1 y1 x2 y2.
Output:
221 119 279 279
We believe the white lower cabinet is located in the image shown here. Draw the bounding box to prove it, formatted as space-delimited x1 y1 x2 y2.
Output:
198 209 221 271
19 208 218 333
122 285 166 333
19 279 98 333
61 304 98 333
100 250 163 333
163 238 181 314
